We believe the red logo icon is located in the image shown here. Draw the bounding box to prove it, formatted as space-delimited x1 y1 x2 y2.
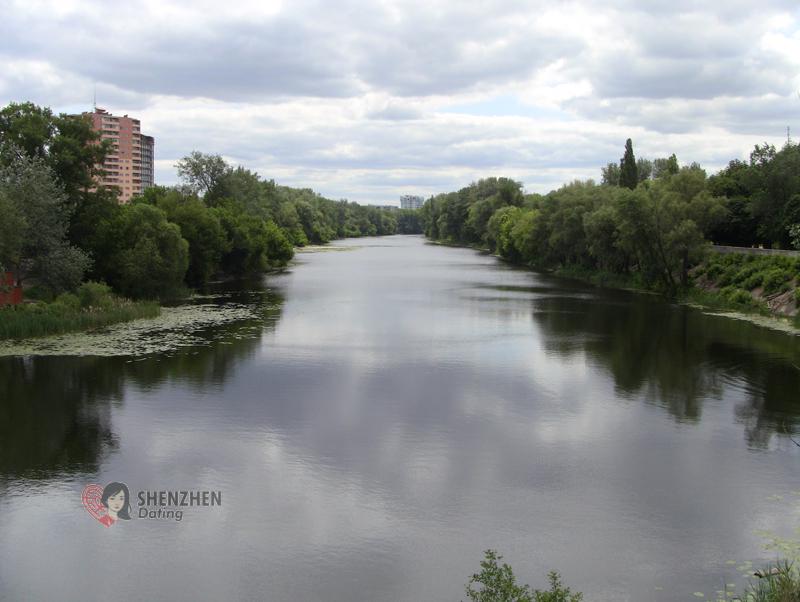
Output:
82 482 132 527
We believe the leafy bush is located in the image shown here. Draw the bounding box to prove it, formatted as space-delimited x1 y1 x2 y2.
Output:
727 289 754 306
464 550 582 602
743 272 765 290
76 281 114 310
706 263 724 280
51 292 80 312
762 268 792 295
718 265 740 286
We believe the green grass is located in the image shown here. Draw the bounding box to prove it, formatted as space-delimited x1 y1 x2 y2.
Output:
702 253 799 292
691 253 799 321
0 281 160 340
737 562 800 602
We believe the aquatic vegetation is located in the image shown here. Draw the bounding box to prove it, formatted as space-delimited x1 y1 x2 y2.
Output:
0 282 159 341
0 300 271 357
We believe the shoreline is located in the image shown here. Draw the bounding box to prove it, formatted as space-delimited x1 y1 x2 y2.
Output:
429 238 800 335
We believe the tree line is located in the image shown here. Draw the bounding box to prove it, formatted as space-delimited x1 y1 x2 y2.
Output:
421 139 800 294
0 102 422 301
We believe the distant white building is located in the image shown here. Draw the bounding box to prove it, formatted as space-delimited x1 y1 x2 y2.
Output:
400 195 424 210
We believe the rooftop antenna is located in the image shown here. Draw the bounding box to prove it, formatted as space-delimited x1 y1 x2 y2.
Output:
788 126 792 146
93 84 97 111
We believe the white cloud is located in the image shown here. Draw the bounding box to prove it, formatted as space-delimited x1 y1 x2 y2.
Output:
1 0 798 203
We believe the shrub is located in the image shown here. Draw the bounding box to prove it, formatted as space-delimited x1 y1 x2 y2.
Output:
706 263 724 280
465 550 582 602
762 268 792 295
76 281 114 310
743 273 765 290
51 292 80 313
727 289 754 306
733 263 761 286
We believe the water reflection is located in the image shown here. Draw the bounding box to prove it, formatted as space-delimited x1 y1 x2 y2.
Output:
1 237 799 602
530 285 800 446
0 286 283 479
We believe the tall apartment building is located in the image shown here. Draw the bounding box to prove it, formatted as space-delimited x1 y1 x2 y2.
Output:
400 194 424 210
83 108 155 203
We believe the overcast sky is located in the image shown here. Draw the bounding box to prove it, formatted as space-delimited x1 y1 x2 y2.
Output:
2 0 799 204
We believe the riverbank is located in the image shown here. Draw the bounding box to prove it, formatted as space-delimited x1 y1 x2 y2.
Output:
429 239 800 332
0 282 160 340
556 258 800 332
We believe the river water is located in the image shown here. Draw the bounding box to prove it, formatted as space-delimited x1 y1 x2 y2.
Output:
1 235 799 601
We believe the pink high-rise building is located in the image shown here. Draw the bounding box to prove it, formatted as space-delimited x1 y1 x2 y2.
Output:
83 108 155 203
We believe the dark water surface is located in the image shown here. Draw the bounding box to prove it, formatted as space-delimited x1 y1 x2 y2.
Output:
1 235 799 601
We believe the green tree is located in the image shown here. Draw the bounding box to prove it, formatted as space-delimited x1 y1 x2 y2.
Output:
68 188 124 284
789 224 800 250
749 142 800 247
0 102 109 209
396 209 423 234
636 157 653 182
619 138 638 190
601 162 620 186
263 220 294 267
652 154 679 179
615 172 725 291
486 206 524 259
707 159 758 246
107 204 188 299
583 195 628 272
138 187 229 285
0 153 90 293
176 151 232 197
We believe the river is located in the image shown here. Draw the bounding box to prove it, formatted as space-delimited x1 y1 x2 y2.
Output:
1 234 799 601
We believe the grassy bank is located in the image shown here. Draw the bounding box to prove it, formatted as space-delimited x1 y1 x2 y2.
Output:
691 253 799 316
0 282 160 340
549 253 800 329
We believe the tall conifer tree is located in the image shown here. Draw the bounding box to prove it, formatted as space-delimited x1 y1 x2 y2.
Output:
619 138 638 190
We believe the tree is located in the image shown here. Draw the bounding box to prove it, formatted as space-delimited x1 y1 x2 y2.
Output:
137 187 229 285
749 142 800 247
175 151 232 197
615 173 725 291
653 154 679 179
486 206 524 259
601 162 620 186
707 159 758 246
789 224 800 250
0 102 109 208
263 220 294 267
619 138 638 190
68 188 124 284
0 153 90 293
636 157 653 182
106 204 189 299
583 196 628 272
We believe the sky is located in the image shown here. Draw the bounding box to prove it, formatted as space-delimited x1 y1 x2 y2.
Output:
1 0 799 205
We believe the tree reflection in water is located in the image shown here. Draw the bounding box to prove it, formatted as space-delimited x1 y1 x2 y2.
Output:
530 288 800 448
0 285 284 479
